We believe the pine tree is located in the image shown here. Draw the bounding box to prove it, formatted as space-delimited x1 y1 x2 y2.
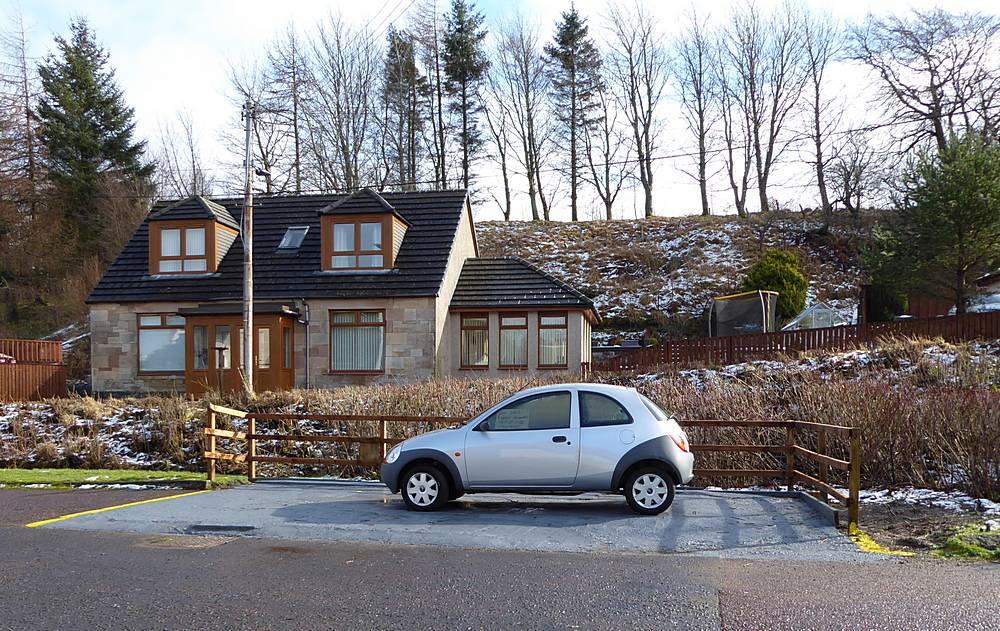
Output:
442 0 489 190
545 7 602 221
36 19 152 249
382 27 425 191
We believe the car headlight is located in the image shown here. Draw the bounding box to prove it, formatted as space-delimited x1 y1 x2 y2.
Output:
385 445 402 464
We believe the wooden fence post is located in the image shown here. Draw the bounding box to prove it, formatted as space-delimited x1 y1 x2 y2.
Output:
848 428 861 527
247 415 257 481
207 407 216 484
817 427 828 503
784 423 796 491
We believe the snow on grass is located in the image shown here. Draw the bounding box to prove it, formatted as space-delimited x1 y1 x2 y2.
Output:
858 488 1000 517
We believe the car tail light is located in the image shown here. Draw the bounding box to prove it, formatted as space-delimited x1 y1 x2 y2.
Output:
669 432 689 452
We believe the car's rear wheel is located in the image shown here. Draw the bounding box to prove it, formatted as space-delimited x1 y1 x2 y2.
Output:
624 466 676 515
401 465 450 512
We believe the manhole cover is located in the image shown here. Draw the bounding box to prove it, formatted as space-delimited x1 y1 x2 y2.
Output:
136 535 233 549
186 524 257 535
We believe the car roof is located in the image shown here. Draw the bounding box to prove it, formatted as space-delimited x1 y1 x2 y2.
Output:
514 382 635 397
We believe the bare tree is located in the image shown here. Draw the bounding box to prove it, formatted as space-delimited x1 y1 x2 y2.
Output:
605 1 669 218
0 10 40 215
802 9 843 232
494 16 553 220
674 7 719 216
304 14 380 192
221 59 294 194
829 131 885 222
379 27 425 191
266 24 309 193
482 68 513 220
411 0 450 188
719 2 809 214
583 80 630 220
155 111 215 198
716 35 752 218
851 9 1000 152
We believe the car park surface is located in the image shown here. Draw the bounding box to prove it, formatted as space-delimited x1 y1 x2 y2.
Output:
40 479 868 562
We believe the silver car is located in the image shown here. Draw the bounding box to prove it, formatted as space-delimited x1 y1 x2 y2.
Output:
380 384 694 515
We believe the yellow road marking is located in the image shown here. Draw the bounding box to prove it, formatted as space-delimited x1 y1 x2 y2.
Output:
24 490 211 528
848 522 914 557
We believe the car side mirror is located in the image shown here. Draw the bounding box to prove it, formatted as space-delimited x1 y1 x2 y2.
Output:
477 421 490 432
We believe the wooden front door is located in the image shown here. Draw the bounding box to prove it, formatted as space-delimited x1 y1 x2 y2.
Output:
185 314 295 396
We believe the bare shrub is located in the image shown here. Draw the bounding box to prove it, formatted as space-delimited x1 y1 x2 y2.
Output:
33 441 60 465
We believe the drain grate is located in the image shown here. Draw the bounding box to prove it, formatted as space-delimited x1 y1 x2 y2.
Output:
186 524 257 535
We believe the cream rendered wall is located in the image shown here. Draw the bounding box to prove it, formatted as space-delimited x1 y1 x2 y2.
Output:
433 199 478 376
442 309 591 378
89 301 199 394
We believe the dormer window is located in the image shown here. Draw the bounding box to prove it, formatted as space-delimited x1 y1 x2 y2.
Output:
159 226 207 273
330 220 384 269
318 188 409 272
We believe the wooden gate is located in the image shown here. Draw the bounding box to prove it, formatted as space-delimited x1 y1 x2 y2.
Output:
0 339 66 402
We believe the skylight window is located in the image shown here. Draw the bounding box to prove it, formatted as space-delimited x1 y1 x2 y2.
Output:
278 226 309 250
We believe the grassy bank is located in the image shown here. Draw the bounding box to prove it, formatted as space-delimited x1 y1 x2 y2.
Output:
0 468 246 488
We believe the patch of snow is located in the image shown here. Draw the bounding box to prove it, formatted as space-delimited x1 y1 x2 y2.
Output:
858 487 1000 517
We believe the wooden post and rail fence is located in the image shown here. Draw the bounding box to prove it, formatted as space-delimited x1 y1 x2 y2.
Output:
0 339 67 402
203 404 861 526
594 310 1000 372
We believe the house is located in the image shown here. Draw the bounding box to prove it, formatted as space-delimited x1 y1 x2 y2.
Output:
86 189 599 395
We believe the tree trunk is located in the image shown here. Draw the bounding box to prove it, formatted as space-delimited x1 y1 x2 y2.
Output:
955 268 967 315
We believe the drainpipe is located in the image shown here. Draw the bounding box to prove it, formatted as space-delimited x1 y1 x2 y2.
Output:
298 299 310 389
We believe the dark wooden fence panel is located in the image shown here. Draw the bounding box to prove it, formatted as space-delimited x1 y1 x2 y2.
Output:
594 311 1000 372
0 339 67 402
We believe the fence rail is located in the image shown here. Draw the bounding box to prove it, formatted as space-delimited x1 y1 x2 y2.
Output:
0 339 66 402
594 310 1000 372
204 404 861 526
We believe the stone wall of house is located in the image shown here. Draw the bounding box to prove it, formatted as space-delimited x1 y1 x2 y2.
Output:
433 199 478 377
301 297 438 388
89 301 197 394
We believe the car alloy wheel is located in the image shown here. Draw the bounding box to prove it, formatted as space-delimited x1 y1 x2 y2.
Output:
406 472 439 507
632 473 669 509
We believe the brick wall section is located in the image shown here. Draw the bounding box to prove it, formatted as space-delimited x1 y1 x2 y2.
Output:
89 302 196 394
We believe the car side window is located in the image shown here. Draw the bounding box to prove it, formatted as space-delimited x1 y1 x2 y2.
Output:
580 392 633 428
483 392 571 431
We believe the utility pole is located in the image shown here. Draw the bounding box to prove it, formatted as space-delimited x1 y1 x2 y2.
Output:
241 101 255 394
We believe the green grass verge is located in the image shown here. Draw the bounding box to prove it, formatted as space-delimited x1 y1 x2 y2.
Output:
936 525 1000 561
0 468 247 489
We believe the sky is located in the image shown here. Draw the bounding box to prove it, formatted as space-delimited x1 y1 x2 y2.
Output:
9 0 995 221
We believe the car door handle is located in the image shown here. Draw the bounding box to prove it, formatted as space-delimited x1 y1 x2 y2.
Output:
552 435 568 443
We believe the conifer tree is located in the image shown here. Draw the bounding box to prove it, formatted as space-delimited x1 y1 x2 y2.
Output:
545 7 602 221
382 27 425 191
442 0 489 190
37 19 152 250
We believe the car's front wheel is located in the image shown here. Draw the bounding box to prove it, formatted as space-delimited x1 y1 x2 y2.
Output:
401 465 450 512
624 466 676 515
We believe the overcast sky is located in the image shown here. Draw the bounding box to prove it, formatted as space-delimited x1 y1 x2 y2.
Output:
10 0 993 220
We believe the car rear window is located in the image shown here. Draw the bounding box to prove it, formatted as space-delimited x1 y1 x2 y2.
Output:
639 394 671 422
580 392 633 427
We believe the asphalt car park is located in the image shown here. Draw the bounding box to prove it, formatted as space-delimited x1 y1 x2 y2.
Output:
38 479 868 562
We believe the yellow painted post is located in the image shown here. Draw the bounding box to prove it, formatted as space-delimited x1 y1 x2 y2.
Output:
784 424 796 491
207 407 216 484
849 428 861 527
247 415 257 481
380 420 389 461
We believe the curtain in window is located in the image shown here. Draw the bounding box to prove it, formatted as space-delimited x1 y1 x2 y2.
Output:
461 329 488 366
539 329 567 366
331 323 384 371
500 329 527 366
192 326 208 370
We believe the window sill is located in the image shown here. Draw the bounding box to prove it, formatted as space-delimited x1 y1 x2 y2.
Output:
145 272 218 280
499 366 529 371
137 371 185 377
538 365 569 370
459 365 490 371
315 269 395 276
324 370 385 376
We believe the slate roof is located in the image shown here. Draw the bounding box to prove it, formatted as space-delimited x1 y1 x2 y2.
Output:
450 257 600 322
148 195 240 230
87 190 470 304
318 188 408 225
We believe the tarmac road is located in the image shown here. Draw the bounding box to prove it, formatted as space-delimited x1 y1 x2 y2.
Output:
1 489 998 630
